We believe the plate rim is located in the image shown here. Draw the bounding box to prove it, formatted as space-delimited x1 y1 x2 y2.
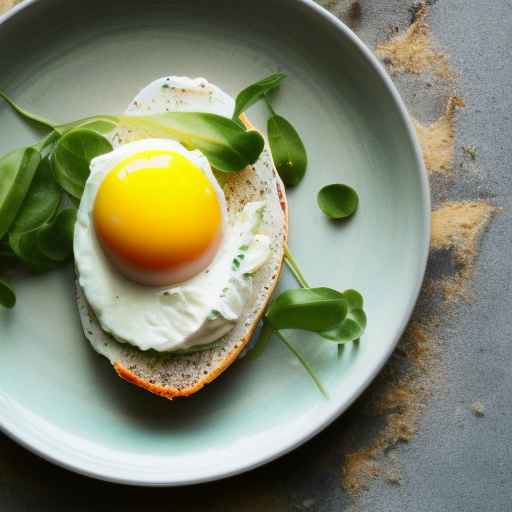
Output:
0 0 431 487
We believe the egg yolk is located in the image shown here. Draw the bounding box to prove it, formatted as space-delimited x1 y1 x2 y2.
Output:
93 149 222 283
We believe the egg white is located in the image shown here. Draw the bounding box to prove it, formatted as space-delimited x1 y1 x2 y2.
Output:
81 139 227 286
75 137 271 352
125 76 234 118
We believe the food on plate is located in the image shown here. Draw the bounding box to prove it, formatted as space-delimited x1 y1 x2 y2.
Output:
0 74 366 399
317 183 359 220
75 77 288 397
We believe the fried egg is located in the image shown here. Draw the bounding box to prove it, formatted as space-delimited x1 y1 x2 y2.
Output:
92 141 226 286
74 79 272 353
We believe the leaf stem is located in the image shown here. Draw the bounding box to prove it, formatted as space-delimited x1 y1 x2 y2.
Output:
284 246 310 288
0 91 56 130
32 130 60 153
263 94 277 116
273 327 329 398
54 115 120 135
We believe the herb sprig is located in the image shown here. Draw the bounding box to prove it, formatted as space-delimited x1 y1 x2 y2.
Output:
232 73 286 125
250 250 367 397
234 75 367 395
233 73 308 187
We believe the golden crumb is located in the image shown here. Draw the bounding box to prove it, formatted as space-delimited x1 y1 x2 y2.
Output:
0 0 19 14
462 145 478 160
376 4 452 79
431 201 498 301
340 322 434 496
431 201 496 253
338 1 500 504
413 96 465 173
343 450 382 494
344 1 362 30
340 201 498 499
470 401 485 417
384 469 401 485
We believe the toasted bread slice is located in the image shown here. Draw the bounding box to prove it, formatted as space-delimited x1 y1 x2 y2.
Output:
76 78 288 399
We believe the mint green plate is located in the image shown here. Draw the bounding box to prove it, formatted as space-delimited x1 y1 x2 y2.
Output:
0 0 429 485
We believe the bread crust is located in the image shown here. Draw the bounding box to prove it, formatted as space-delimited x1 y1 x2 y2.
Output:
101 114 288 399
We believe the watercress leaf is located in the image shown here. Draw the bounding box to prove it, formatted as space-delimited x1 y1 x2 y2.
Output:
69 118 118 136
267 114 307 186
33 130 61 156
9 157 61 235
343 289 364 310
320 313 366 343
266 287 347 332
53 128 112 198
120 112 264 172
9 228 57 272
55 115 120 136
320 290 367 343
306 287 344 300
233 73 287 122
0 90 56 130
295 286 366 343
0 249 15 261
37 208 76 262
0 278 15 309
0 147 41 239
0 238 15 261
317 183 359 219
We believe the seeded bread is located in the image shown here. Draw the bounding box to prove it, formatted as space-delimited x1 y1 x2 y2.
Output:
76 113 288 399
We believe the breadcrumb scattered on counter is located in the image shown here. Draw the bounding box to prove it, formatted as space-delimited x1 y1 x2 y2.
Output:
470 401 485 417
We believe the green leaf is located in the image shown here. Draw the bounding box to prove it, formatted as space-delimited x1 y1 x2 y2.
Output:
266 287 347 332
0 90 56 130
343 289 364 310
37 208 76 262
206 309 221 321
52 128 113 198
33 130 61 157
0 147 41 239
317 184 359 219
9 206 76 271
9 228 57 272
9 157 61 235
267 113 307 186
233 73 287 122
0 278 15 309
0 238 15 261
67 118 118 136
2 90 266 173
120 112 264 172
54 115 120 136
320 289 367 343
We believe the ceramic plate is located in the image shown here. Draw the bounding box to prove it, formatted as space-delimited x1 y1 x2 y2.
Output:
0 0 429 485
